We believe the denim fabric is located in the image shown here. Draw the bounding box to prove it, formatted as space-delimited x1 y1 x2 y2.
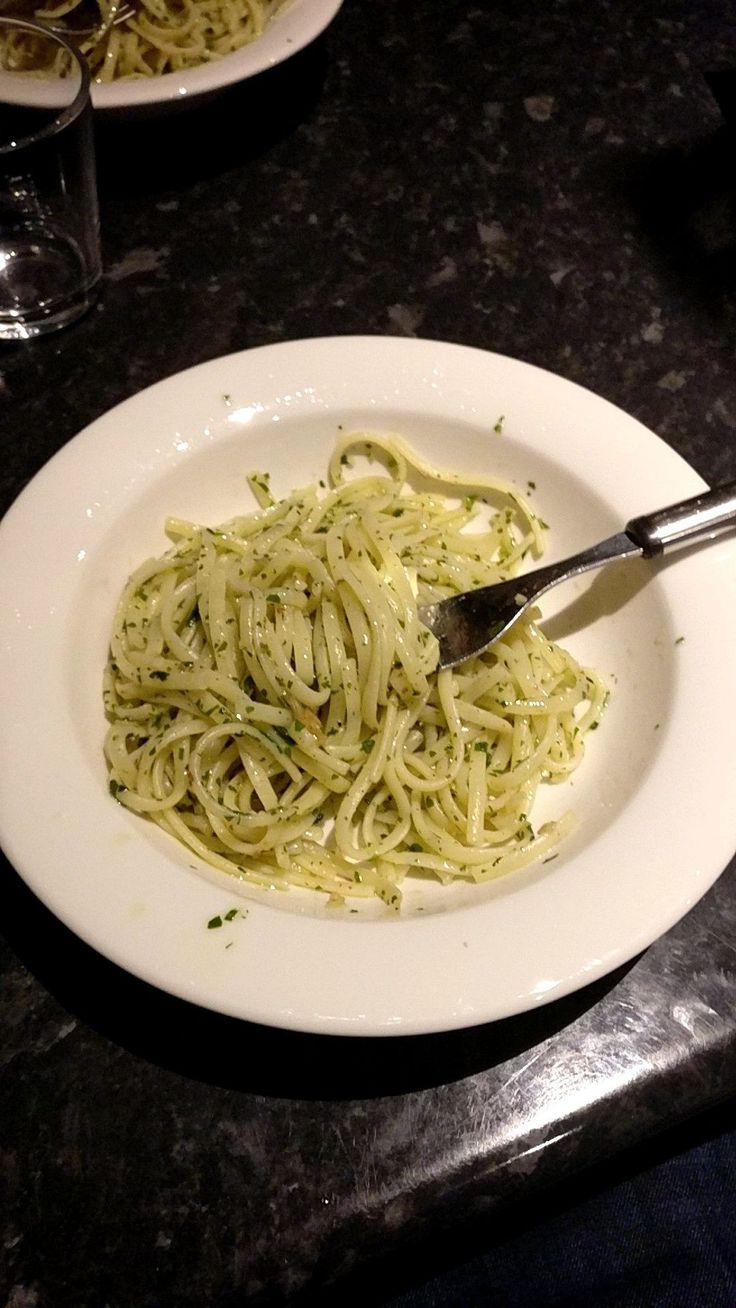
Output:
382 1123 736 1308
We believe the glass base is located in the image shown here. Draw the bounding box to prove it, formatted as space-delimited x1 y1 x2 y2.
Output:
0 231 99 340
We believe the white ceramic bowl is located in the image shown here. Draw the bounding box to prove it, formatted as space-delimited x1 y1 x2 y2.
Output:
0 0 343 114
1 336 735 1036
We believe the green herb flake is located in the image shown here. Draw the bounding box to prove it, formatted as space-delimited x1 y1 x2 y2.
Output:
360 738 375 754
494 415 505 433
675 635 685 645
207 915 223 930
223 908 239 921
108 779 126 800
150 670 169 681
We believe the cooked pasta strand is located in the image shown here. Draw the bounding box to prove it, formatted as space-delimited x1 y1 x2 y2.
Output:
3 0 286 80
104 431 607 907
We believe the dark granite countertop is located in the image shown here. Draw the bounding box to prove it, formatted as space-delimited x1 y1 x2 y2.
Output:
2 1 736 1304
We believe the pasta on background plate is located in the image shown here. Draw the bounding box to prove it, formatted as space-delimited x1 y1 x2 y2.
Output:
104 431 607 909
1 0 285 80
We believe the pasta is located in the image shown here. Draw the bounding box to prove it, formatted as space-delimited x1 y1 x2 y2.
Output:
103 431 608 908
1 0 286 81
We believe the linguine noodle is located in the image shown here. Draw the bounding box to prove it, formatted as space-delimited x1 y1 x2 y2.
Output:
103 431 607 908
2 0 285 80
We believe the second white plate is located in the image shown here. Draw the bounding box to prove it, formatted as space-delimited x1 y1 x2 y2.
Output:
0 0 343 114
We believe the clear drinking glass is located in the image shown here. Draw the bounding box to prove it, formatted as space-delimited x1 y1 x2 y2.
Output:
0 16 101 340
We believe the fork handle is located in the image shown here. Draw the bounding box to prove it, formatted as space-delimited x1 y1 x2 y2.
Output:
626 479 736 556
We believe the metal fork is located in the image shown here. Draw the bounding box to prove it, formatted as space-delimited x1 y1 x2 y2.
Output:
0 2 137 43
43 2 135 44
419 479 736 669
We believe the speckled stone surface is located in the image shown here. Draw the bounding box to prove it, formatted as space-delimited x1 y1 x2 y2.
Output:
1 1 736 1304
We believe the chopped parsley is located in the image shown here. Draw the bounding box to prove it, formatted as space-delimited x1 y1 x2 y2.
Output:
209 907 244 929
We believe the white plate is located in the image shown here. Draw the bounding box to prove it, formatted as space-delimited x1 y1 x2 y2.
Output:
0 0 343 114
1 336 735 1036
